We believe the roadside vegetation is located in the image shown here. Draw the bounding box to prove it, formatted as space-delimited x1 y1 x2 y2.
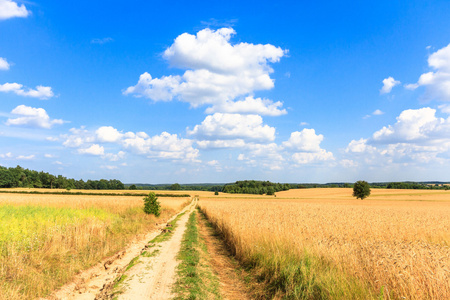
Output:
173 211 221 299
0 193 189 300
199 189 450 299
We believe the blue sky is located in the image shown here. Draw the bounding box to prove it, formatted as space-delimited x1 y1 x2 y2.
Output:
1 0 450 183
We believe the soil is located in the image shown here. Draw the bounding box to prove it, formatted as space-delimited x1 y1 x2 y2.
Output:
197 211 251 300
116 200 197 299
44 200 195 300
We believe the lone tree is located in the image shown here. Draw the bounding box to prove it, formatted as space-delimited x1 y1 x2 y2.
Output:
353 180 371 200
143 192 161 216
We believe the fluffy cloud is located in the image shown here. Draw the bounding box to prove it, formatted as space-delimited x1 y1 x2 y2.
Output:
236 143 285 170
291 150 334 164
205 96 287 116
0 152 35 160
78 144 105 156
62 127 95 147
196 139 246 149
207 160 222 171
122 131 199 161
5 105 64 129
0 83 54 99
63 126 199 162
282 129 334 164
0 0 29 20
346 107 450 165
188 113 275 142
123 73 180 101
405 44 450 101
96 126 123 142
340 159 358 168
103 151 126 161
282 129 324 152
380 77 400 94
0 152 12 158
346 138 376 153
124 28 286 111
372 107 448 143
164 28 284 74
0 57 10 70
373 109 384 115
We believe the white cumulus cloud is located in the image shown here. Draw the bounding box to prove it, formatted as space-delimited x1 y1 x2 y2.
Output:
122 131 199 162
282 129 334 164
373 109 384 115
372 107 448 143
380 76 400 94
291 150 334 164
0 57 10 70
405 44 450 101
196 139 246 149
62 127 95 147
78 144 105 156
282 129 324 152
0 83 54 99
5 105 64 129
96 126 123 142
124 28 287 112
205 96 287 116
0 0 29 20
187 113 275 142
0 152 12 158
345 107 450 166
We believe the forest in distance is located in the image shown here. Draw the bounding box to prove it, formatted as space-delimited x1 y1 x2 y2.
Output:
1 165 450 193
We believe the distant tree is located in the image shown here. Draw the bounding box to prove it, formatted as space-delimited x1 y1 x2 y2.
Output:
214 191 219 195
353 181 371 200
143 192 161 216
97 180 108 190
129 184 137 190
170 183 181 190
0 167 14 188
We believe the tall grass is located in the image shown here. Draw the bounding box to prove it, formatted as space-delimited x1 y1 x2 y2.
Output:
0 194 189 299
199 191 450 299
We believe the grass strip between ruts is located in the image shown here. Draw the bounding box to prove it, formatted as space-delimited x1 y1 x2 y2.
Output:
173 210 221 299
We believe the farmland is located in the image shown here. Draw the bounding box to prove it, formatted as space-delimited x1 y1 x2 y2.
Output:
199 188 450 299
0 191 190 300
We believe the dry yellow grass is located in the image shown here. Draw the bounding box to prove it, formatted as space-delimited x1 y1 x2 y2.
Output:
0 191 190 300
199 188 450 299
0 193 188 212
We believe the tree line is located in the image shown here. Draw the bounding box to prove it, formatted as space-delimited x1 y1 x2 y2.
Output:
128 183 223 192
0 165 125 190
222 180 291 195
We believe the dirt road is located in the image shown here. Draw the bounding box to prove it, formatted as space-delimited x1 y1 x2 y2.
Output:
46 199 196 300
116 200 197 299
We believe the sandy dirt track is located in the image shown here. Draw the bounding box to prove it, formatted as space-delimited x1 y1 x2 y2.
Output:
45 199 196 300
117 199 197 299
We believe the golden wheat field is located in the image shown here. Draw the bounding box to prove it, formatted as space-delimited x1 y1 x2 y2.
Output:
0 191 190 300
199 188 450 299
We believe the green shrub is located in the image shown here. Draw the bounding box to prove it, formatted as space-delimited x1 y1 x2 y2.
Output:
214 191 219 195
143 192 161 216
353 180 371 200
